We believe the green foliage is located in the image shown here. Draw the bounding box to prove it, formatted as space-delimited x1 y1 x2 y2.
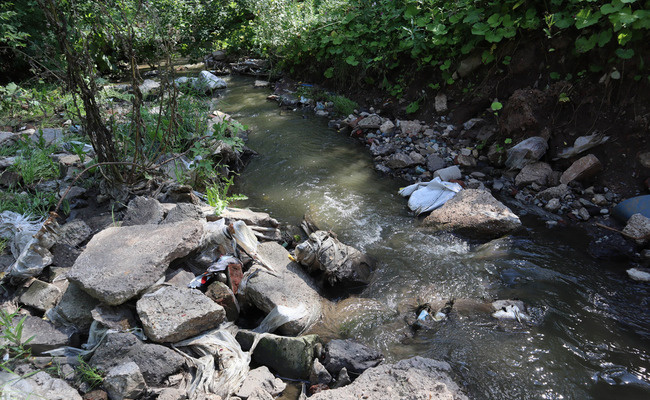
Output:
206 175 248 215
8 134 60 185
247 0 649 90
0 309 34 372
75 356 104 389
0 190 59 217
0 83 76 127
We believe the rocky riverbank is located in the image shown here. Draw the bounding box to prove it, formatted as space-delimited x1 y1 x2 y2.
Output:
268 78 650 273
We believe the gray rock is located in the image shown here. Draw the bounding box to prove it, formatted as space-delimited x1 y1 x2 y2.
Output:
236 366 286 398
457 55 482 78
156 388 187 400
122 196 165 226
67 221 203 305
623 213 650 245
426 154 445 172
104 362 146 400
163 203 203 224
536 184 569 201
0 131 20 146
236 330 320 379
560 154 602 184
90 332 185 385
139 79 161 97
19 280 62 312
12 316 70 355
91 304 138 332
332 367 352 389
244 241 323 335
515 162 552 187
409 151 426 165
386 153 415 169
456 154 476 167
627 268 650 282
248 388 273 400
310 357 468 400
434 93 448 113
57 219 92 247
323 340 383 377
379 120 395 134
369 142 396 157
254 80 270 88
433 165 462 181
219 207 279 228
399 120 422 136
205 281 239 321
505 136 548 170
592 194 608 206
46 282 99 330
310 358 332 385
137 285 225 343
423 189 522 239
578 207 591 221
545 198 561 212
195 70 227 91
0 371 82 400
639 152 650 169
357 115 382 128
166 269 196 288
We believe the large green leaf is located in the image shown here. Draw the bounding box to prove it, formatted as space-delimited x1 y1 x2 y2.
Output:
575 9 601 29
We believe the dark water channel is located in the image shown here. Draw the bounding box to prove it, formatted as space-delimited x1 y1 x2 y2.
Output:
217 76 649 399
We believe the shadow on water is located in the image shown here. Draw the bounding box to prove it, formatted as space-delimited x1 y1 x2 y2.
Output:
216 75 650 400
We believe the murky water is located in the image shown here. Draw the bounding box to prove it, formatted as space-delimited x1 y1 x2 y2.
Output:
217 76 650 399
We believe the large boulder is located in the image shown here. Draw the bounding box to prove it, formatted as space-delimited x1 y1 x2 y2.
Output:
237 330 320 379
90 332 185 385
19 279 62 312
243 241 323 335
136 285 225 343
194 70 227 92
0 371 82 400
310 356 468 400
67 221 203 305
422 189 521 239
322 339 384 377
560 154 602 184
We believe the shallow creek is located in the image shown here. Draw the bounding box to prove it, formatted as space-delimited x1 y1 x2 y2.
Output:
216 75 649 399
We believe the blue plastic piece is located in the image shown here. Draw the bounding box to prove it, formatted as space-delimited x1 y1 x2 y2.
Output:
417 310 429 321
612 195 650 222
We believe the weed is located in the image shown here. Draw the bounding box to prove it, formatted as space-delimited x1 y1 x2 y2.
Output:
75 356 103 389
0 190 58 217
0 308 34 372
0 238 7 254
206 175 248 216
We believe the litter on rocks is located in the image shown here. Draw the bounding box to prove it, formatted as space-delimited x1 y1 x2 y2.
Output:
399 177 463 215
188 255 243 290
0 211 59 284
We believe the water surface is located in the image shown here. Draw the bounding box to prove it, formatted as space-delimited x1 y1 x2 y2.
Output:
218 76 649 400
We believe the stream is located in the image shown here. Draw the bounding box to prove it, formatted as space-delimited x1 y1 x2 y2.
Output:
216 75 649 399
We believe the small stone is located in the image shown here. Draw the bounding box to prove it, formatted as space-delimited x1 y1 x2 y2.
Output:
622 213 650 245
332 367 352 389
386 153 415 169
103 362 146 400
592 194 608 206
379 120 395 134
236 366 286 398
19 280 62 312
433 166 462 181
545 198 561 212
310 358 332 386
578 207 591 221
434 94 448 113
560 154 602 184
627 268 650 281
426 154 445 172
205 281 239 321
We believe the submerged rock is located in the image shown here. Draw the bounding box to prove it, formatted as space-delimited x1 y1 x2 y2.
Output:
309 356 468 400
322 339 384 377
423 189 521 239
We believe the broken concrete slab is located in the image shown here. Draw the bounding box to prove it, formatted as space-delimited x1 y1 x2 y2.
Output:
67 221 203 305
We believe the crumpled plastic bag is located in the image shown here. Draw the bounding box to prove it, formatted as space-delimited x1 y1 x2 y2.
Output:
0 211 58 283
252 304 308 334
399 177 463 215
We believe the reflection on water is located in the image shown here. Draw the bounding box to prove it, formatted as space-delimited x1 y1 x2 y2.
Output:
217 76 650 400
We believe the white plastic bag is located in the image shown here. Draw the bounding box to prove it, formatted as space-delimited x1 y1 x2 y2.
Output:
252 304 308 334
399 177 462 215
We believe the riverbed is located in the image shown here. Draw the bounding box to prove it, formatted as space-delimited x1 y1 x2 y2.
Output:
217 75 649 400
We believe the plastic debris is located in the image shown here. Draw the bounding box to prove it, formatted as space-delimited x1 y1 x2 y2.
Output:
491 300 530 323
555 133 609 159
252 304 308 334
188 255 243 289
294 231 373 287
0 211 59 284
399 177 463 215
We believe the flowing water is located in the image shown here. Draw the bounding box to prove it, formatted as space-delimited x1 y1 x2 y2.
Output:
217 76 649 399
